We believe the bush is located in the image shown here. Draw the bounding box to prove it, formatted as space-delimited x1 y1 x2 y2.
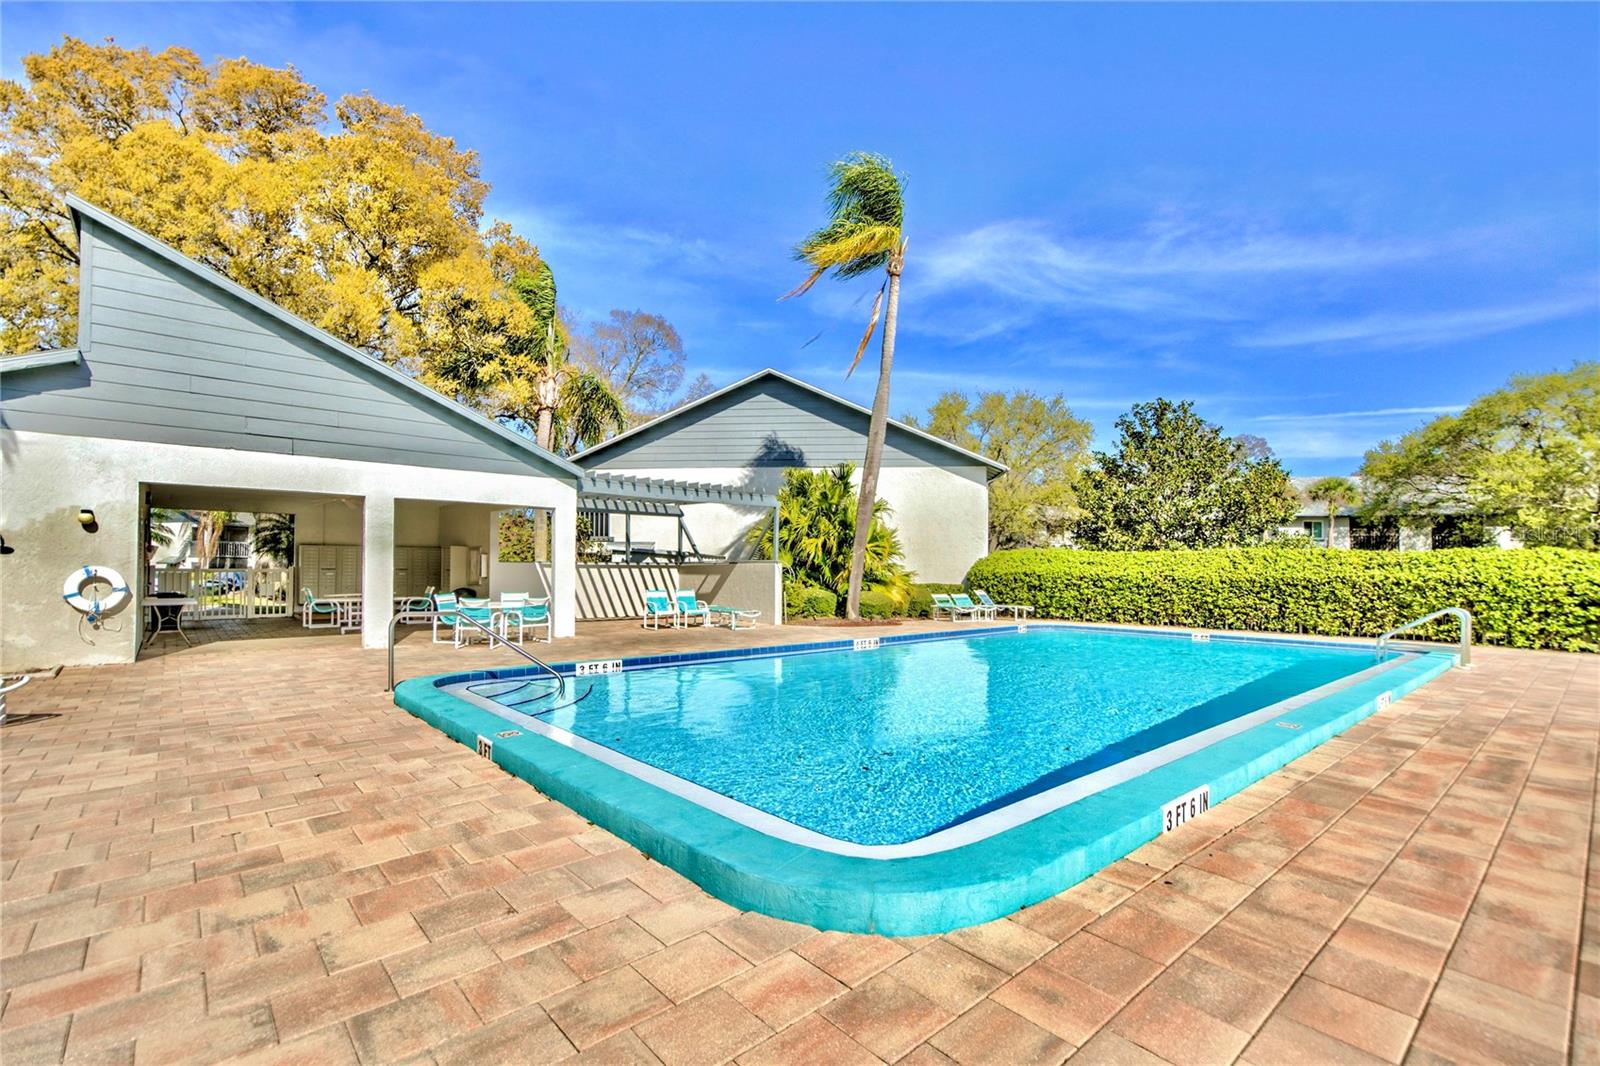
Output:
859 589 897 620
965 547 1600 652
785 584 838 620
906 583 964 618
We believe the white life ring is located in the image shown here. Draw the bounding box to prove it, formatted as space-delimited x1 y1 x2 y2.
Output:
63 566 129 621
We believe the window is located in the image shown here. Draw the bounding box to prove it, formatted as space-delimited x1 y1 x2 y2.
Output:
1302 520 1325 543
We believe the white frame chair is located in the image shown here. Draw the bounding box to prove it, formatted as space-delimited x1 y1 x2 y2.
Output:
301 587 340 629
674 588 711 628
643 589 677 629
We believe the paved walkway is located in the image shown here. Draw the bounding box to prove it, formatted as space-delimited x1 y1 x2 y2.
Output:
2 622 1595 1065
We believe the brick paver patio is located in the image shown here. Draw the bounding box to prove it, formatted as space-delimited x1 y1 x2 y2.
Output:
2 620 1595 1065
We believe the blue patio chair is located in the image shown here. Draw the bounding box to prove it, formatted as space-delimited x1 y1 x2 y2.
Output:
674 589 711 628
455 597 495 647
301 587 340 629
431 592 460 644
498 593 552 644
643 589 677 630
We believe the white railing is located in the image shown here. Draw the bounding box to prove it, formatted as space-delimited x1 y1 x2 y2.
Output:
149 567 296 619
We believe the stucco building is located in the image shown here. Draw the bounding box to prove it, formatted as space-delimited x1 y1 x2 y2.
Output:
572 370 1006 584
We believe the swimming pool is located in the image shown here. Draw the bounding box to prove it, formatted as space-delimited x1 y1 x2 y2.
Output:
396 624 1457 933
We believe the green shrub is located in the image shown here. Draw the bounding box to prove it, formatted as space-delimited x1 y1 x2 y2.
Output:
859 589 897 619
965 547 1600 652
785 584 838 620
906 582 964 618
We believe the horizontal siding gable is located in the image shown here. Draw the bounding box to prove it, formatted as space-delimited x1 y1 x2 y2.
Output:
2 218 561 478
581 376 988 482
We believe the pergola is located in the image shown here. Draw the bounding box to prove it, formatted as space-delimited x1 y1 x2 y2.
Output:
576 473 780 564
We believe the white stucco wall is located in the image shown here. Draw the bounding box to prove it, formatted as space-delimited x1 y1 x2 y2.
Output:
0 429 576 671
594 464 989 584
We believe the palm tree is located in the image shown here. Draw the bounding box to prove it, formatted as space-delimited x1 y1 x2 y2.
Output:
786 152 906 619
194 510 236 567
1304 476 1362 548
252 513 295 567
747 464 911 608
508 264 627 455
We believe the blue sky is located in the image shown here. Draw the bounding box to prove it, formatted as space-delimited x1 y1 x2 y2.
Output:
4 2 1596 474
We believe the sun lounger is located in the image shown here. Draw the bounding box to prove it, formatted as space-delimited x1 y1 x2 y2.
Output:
708 605 760 630
951 592 997 621
974 590 1033 621
931 593 983 621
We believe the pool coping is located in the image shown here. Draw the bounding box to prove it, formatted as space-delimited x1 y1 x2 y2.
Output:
394 623 1458 935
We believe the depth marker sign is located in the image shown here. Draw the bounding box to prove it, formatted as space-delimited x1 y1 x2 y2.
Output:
1162 785 1211 833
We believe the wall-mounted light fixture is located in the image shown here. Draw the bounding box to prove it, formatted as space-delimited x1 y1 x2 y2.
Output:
77 509 96 527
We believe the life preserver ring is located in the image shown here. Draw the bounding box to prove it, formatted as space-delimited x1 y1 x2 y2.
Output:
63 566 129 621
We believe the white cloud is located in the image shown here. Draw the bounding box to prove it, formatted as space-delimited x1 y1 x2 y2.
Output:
913 215 1449 321
1249 404 1465 423
1237 293 1598 349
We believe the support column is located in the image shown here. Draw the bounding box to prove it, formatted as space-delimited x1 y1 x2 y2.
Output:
550 498 578 639
361 493 395 649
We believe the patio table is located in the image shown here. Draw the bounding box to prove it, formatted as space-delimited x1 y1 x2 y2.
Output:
142 596 198 646
320 594 364 633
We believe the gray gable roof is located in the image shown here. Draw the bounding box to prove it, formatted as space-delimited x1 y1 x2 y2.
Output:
575 368 1007 478
0 196 581 481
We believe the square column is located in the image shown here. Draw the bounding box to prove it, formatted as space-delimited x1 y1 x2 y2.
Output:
361 493 395 648
550 501 577 639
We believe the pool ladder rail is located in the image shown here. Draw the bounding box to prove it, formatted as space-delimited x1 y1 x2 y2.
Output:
1375 607 1473 669
387 609 588 713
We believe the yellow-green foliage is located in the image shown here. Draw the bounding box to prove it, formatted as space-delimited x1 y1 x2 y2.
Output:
966 548 1600 652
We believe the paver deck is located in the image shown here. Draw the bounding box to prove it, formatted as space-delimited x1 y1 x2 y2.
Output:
2 620 1595 1065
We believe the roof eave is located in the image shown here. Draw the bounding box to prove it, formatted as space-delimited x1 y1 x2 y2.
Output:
0 348 83 375
575 367 1009 475
64 196 583 482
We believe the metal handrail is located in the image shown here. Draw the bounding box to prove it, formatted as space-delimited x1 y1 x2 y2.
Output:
386 609 566 695
1376 607 1473 668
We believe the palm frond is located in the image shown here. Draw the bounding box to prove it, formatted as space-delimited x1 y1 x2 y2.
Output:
788 152 905 289
558 369 628 451
780 266 827 301
846 284 884 379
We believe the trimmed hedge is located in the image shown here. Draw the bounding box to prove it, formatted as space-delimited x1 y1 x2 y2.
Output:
785 584 838 620
859 589 897 620
965 548 1600 652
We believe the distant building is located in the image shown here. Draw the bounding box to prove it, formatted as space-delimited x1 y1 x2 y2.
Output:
1281 476 1520 550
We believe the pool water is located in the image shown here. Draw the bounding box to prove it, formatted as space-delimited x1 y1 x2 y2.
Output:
476 628 1394 846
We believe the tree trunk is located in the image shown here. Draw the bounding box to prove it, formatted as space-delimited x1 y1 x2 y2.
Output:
845 251 903 620
535 402 556 561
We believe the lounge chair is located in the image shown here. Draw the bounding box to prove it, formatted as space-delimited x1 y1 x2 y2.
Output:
675 589 711 627
301 587 340 629
974 589 1033 621
952 593 998 621
431 592 460 643
930 592 981 621
708 605 760 630
643 589 677 629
